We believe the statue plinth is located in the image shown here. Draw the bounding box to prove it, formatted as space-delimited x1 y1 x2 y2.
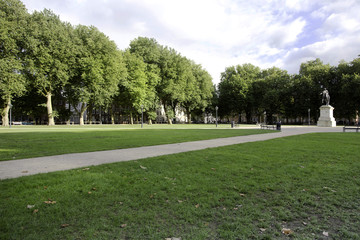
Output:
317 105 336 127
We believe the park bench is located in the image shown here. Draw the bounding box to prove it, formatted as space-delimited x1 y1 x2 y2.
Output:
343 126 360 132
260 124 277 130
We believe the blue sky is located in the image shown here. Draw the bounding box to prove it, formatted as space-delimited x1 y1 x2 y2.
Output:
21 0 360 84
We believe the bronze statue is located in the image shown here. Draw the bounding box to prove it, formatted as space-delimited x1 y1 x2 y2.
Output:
320 88 330 105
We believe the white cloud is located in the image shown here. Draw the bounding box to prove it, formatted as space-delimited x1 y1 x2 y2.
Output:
20 0 360 84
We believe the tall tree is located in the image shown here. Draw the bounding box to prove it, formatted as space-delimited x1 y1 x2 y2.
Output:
298 59 332 112
259 67 291 123
120 50 148 124
68 25 125 125
218 63 260 122
284 74 313 122
182 63 213 123
129 37 161 124
26 9 74 125
158 47 187 124
0 0 29 126
337 57 360 122
175 57 196 123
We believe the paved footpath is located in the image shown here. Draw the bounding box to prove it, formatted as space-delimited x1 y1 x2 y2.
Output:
0 127 342 180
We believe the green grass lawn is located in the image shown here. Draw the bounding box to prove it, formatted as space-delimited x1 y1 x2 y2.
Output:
1 133 359 239
0 125 267 161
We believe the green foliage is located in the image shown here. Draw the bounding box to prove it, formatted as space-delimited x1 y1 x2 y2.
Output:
259 67 291 121
2 3 214 125
181 63 213 122
3 1 359 125
126 37 162 122
158 47 187 122
0 0 29 125
122 50 148 113
24 9 75 125
27 9 73 95
335 57 360 120
219 57 360 124
218 64 261 122
68 25 126 124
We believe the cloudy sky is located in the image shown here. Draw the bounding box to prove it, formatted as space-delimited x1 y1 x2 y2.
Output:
21 0 360 84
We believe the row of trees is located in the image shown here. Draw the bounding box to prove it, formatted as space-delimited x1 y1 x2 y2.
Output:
0 0 214 126
2 0 359 126
218 57 360 124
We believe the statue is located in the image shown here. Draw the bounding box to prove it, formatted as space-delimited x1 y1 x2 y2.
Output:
318 88 336 127
320 88 330 105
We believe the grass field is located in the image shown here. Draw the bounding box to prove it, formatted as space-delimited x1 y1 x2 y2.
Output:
0 124 267 161
1 132 359 239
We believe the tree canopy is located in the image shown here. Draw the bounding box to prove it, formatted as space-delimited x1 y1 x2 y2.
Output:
0 0 29 126
2 0 360 126
1 1 214 125
218 58 360 124
26 9 74 125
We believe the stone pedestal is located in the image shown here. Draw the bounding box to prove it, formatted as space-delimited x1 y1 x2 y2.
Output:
317 105 336 127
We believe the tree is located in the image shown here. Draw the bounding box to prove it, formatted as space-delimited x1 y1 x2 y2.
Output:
218 64 261 122
175 57 197 123
184 63 213 123
129 37 161 124
284 74 313 122
68 25 125 125
336 57 360 122
259 67 291 123
158 47 187 124
26 9 74 125
120 50 148 124
298 59 332 112
0 0 29 126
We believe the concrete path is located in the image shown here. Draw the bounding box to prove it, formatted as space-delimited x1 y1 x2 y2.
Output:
0 126 342 180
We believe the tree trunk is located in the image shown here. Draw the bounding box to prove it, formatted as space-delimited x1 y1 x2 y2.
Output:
163 104 172 125
88 106 93 125
79 103 88 125
185 107 191 124
130 112 133 125
46 92 55 126
1 98 11 126
245 109 252 124
111 113 115 124
110 106 115 124
148 119 152 125
66 102 71 125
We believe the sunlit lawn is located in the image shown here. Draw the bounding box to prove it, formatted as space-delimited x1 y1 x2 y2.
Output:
1 133 359 239
0 124 266 161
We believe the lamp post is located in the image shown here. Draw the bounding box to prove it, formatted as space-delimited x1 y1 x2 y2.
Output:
308 108 310 126
9 103 13 128
215 106 218 128
141 105 144 128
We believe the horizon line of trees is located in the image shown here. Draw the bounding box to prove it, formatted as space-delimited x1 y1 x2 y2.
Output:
1 0 214 126
218 57 360 124
2 0 360 126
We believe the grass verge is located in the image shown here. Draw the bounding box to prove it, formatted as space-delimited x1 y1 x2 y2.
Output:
1 133 359 239
0 127 269 161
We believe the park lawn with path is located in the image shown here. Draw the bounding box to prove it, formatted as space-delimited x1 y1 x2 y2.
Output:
0 125 269 161
1 132 360 239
